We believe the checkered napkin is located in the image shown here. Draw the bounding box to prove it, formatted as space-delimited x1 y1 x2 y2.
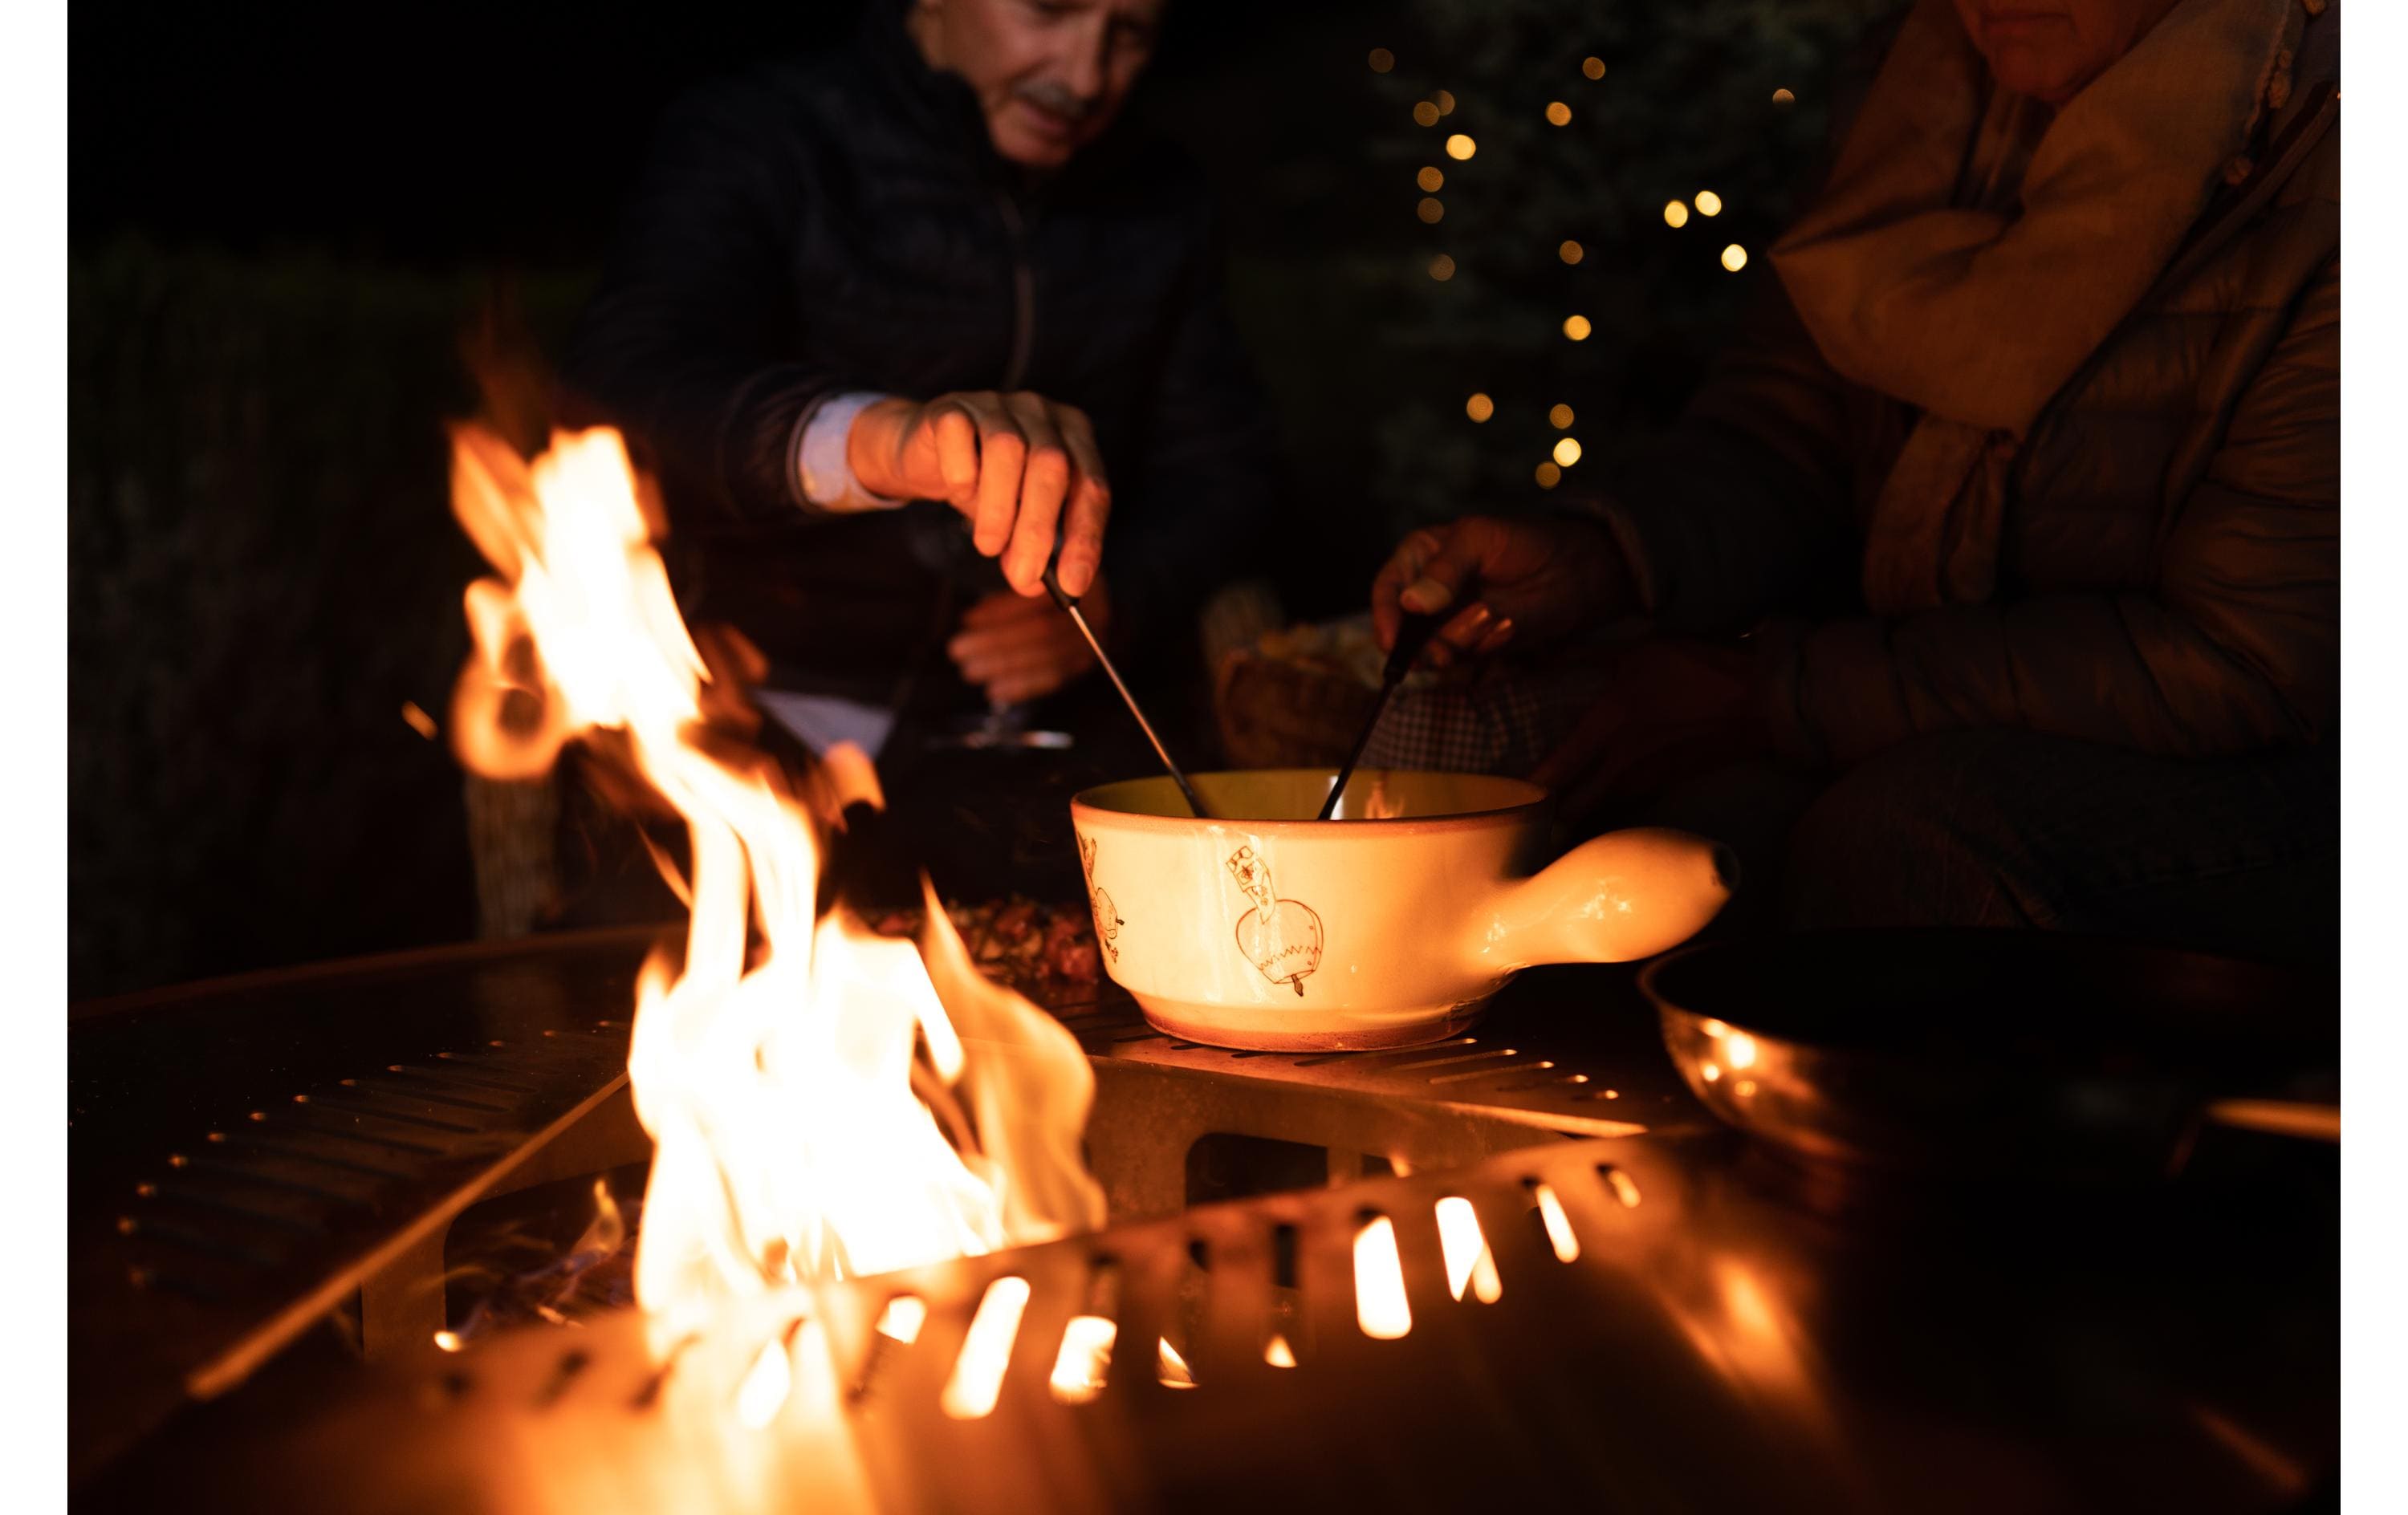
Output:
1360 656 1619 777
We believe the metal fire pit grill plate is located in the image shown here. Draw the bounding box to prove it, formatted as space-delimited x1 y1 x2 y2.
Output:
87 1128 2335 1514
74 931 2335 1510
69 930 1691 1484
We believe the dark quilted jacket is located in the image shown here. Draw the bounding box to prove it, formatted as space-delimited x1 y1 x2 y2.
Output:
1597 3 2340 770
559 1 1279 706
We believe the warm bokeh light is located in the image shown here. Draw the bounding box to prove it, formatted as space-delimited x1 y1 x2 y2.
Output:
1695 189 1723 217
1263 1334 1298 1368
1413 100 1440 128
1558 239 1583 264
401 700 437 740
1535 461 1562 489
1548 403 1574 429
1417 165 1443 192
1445 133 1477 160
1369 47 1395 74
1772 87 1795 105
1465 392 1495 422
1582 55 1606 80
1722 243 1749 272
1417 197 1444 224
1434 88 1456 116
1664 200 1690 229
1552 437 1583 467
1562 314 1592 340
1545 101 1571 126
1429 254 1456 281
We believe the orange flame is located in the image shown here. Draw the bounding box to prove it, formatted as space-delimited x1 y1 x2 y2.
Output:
446 425 1104 1337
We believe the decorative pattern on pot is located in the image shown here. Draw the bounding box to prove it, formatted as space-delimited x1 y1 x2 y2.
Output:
1076 831 1123 965
1226 843 1324 996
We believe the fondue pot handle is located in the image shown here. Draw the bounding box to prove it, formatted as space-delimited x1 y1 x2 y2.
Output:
1477 827 1738 970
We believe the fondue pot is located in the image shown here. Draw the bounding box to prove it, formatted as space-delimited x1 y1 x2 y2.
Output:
1068 769 1735 1051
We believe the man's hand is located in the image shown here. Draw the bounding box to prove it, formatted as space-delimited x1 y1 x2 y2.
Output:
946 580 1109 707
1530 637 1768 825
1370 514 1633 664
848 391 1111 597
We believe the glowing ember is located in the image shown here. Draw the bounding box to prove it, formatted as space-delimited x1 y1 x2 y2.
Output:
445 424 1104 1343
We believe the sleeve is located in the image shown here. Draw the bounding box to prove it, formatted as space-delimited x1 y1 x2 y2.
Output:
1758 257 2341 769
557 82 840 532
1098 221 1283 658
795 391 907 514
1579 275 1863 636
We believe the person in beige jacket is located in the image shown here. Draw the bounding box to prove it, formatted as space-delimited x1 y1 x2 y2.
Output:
1369 0 2339 963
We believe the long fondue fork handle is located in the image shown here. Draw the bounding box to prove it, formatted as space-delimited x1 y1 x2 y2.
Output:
1317 611 1442 821
1041 564 1212 819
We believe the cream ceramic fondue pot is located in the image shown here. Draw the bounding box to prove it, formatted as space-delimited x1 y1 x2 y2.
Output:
1068 769 1736 1051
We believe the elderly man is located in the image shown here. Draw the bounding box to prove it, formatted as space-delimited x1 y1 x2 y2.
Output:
1371 0 2339 963
563 0 1276 758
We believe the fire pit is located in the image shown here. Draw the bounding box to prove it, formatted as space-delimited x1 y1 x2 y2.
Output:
69 424 2336 1511
73 929 2336 1513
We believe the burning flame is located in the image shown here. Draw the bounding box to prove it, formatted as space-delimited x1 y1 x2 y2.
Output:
446 424 1104 1338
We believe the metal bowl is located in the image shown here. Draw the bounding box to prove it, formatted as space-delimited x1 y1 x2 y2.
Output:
1639 930 2337 1184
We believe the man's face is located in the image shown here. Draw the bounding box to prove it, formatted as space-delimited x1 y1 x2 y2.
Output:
913 0 1165 169
1950 0 2182 104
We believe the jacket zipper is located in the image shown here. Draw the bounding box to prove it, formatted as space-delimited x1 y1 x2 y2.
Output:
994 190 1036 391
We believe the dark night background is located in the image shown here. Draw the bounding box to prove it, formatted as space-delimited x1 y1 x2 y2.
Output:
69 0 1893 997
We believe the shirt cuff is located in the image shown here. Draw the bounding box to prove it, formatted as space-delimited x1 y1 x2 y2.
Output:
792 391 908 514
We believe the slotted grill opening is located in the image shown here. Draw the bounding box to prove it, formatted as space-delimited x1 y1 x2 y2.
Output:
1351 1212 1412 1340
1524 1179 1583 1263
1046 1259 1121 1404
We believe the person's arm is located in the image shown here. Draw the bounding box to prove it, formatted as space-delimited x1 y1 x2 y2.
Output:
560 82 840 530
1095 217 1282 657
561 82 1109 598
1370 276 1861 660
1759 258 2340 768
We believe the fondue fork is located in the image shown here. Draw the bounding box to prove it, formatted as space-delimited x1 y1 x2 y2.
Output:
1040 563 1213 819
1316 611 1442 821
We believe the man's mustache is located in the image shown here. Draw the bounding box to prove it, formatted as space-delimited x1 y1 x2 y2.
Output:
1016 80 1100 121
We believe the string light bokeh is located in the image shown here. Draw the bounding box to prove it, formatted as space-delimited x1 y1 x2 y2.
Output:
1358 3 1880 530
